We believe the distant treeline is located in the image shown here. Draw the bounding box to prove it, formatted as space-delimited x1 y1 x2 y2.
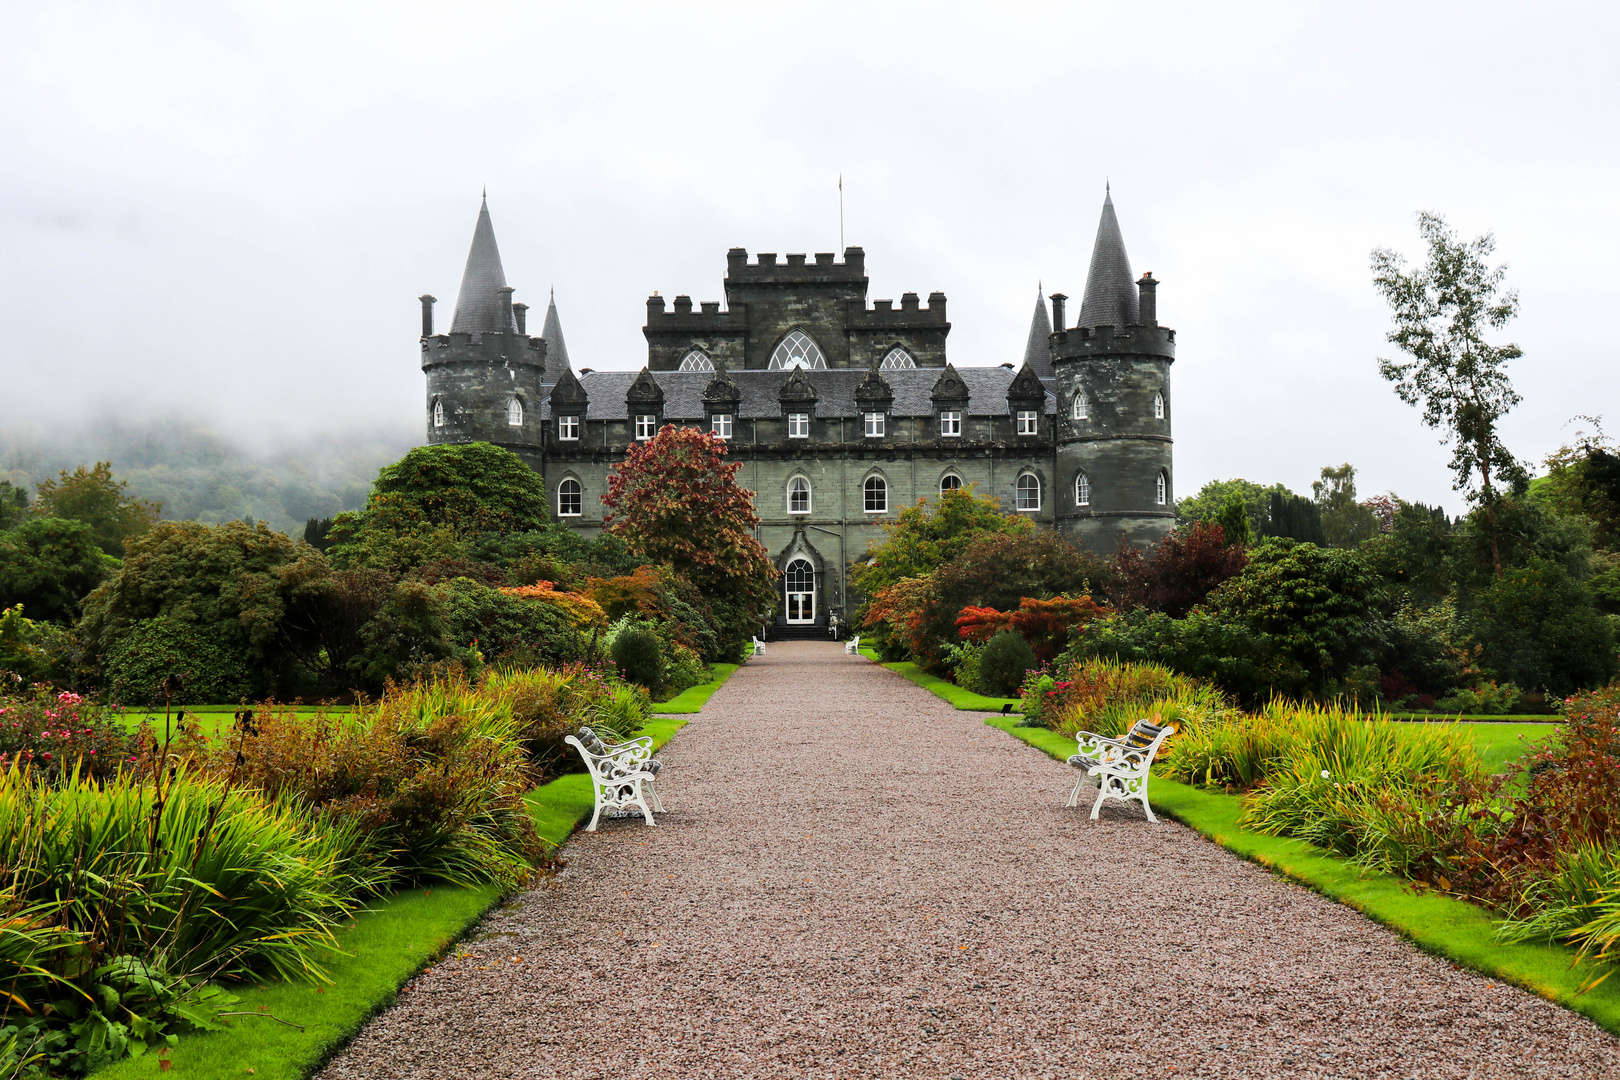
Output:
0 418 413 536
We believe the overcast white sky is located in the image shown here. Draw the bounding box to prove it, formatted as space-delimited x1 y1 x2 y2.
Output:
3 1 1616 511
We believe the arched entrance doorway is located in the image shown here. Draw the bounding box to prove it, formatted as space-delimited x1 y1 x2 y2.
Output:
784 558 815 624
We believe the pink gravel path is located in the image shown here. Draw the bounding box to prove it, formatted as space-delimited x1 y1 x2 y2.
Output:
320 641 1620 1079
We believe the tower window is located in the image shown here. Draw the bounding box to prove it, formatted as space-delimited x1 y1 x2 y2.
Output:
788 413 810 438
940 473 963 496
788 476 811 515
557 415 579 440
1075 471 1091 507
879 347 916 370
1072 392 1088 421
432 398 445 427
1016 473 1042 512
1016 410 1038 435
558 478 582 517
1157 471 1168 506
679 349 715 372
508 397 524 426
769 329 827 370
864 412 885 438
939 411 962 437
711 414 733 439
635 414 658 440
1154 390 1165 419
864 475 888 513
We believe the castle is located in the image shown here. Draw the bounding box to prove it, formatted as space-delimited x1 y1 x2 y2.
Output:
419 191 1176 632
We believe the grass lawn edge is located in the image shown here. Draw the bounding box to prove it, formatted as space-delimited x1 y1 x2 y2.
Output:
651 662 743 714
93 719 687 1080
858 648 1022 713
981 715 1620 1039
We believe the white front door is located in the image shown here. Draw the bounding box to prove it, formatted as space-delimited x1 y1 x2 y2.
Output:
785 559 815 624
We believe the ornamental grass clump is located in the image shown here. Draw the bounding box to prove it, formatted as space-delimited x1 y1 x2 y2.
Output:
482 663 647 779
1022 656 1229 738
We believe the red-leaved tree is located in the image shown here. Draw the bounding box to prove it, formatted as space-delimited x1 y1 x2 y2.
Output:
955 595 1113 663
602 426 776 654
1110 522 1247 618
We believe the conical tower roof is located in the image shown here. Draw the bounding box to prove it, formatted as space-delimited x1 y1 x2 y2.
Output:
1076 187 1139 329
449 196 519 335
1022 284 1053 377
541 289 570 371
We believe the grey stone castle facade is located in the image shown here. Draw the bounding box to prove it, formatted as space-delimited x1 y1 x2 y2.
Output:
420 192 1176 631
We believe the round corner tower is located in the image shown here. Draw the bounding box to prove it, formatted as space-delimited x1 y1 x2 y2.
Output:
1051 190 1176 554
420 197 548 472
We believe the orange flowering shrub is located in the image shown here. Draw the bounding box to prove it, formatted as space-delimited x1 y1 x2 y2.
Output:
499 581 608 629
955 595 1112 664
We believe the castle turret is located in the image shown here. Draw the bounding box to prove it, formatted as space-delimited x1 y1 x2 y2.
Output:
1022 284 1054 378
541 288 571 381
421 196 547 470
1052 188 1176 553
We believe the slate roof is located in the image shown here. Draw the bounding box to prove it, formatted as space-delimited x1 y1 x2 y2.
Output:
548 366 1055 420
1022 286 1054 378
541 291 570 373
1076 187 1139 329
450 197 520 335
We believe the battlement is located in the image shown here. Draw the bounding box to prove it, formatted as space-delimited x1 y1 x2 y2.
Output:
420 330 547 370
725 246 867 282
847 290 948 326
1050 323 1176 362
645 294 748 330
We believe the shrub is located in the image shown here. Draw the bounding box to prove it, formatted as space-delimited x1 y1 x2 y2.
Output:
1435 680 1520 715
977 630 1036 697
612 626 665 698
1109 521 1247 617
442 577 590 668
0 686 134 781
0 518 112 625
482 663 646 780
103 617 255 706
954 595 1112 664
1462 556 1618 696
1067 608 1307 706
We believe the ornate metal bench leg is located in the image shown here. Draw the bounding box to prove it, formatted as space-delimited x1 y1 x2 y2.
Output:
646 781 664 813
586 786 606 832
1139 794 1158 824
1067 775 1085 808
1090 779 1111 821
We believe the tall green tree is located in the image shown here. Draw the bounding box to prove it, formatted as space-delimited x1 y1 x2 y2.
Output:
0 518 112 624
1371 212 1525 576
32 461 161 556
1312 464 1380 548
1177 478 1292 539
1213 492 1253 548
0 481 28 530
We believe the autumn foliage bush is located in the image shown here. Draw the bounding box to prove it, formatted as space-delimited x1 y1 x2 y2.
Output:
955 595 1112 664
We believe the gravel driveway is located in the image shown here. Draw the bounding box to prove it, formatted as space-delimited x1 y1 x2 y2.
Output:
320 641 1620 1079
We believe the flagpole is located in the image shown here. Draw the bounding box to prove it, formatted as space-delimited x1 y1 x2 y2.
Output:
839 174 844 252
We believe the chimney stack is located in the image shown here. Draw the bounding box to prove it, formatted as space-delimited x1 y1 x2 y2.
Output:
1049 292 1067 332
419 295 436 338
1137 273 1158 326
497 287 515 331
513 302 529 335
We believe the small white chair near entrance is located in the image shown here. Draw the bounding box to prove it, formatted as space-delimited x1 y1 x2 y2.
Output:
750 636 766 656
566 727 664 831
1066 719 1174 822
843 635 860 656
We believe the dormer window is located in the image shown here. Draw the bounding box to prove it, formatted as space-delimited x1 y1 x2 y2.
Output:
557 415 579 440
679 349 715 372
1016 410 1038 435
769 329 827 370
1072 392 1088 421
507 397 524 426
635 414 658 440
864 412 885 438
1154 391 1165 419
711 414 733 439
788 413 810 438
432 398 445 427
939 411 962 437
879 347 916 370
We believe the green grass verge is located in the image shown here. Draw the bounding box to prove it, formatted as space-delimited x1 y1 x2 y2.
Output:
859 649 1023 713
983 715 1620 1038
94 718 686 1079
652 663 742 714
1388 712 1560 723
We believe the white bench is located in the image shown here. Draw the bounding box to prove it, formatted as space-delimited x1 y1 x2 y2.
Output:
1066 719 1174 822
750 636 767 656
843 635 860 655
565 726 664 831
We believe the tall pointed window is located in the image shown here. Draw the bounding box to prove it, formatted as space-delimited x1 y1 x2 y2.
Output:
557 478 582 517
1071 392 1088 421
879 347 916 370
1016 473 1042 512
679 350 714 372
787 476 811 515
507 397 524 426
1156 471 1168 506
1075 472 1091 507
433 398 445 427
864 475 888 513
1154 390 1165 419
769 329 827 370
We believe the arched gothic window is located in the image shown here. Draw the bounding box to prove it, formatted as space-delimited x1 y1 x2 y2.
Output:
432 398 445 427
864 475 888 513
557 478 582 517
1156 471 1168 506
787 476 811 514
879 347 916 370
1154 390 1165 419
939 473 963 496
507 397 524 426
769 329 827 370
679 350 715 372
1075 472 1091 507
1071 392 1088 421
1016 473 1042 512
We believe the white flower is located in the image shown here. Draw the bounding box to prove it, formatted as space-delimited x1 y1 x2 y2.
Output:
1320 770 1331 779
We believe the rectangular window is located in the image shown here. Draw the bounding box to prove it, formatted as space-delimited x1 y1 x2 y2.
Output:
1016 410 1038 435
635 414 657 440
864 412 885 438
557 415 579 440
939 410 962 437
711 414 733 439
788 413 810 438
